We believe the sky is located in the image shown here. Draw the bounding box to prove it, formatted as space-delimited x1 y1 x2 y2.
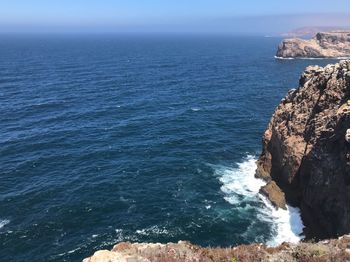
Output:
1 0 350 34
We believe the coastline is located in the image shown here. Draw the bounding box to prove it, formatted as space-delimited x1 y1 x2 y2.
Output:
275 31 350 59
83 59 350 261
274 56 350 60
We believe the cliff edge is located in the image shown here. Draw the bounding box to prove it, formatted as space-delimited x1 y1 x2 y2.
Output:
276 31 350 58
83 236 350 261
256 60 350 239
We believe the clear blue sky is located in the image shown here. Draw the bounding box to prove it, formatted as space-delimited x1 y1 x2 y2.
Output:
1 0 350 33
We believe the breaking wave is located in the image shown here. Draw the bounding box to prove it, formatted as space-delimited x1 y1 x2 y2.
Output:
216 155 304 246
0 219 10 229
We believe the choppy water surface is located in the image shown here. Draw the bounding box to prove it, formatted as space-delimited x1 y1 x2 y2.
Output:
0 35 337 261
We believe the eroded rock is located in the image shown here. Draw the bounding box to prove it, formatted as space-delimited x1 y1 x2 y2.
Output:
259 181 287 209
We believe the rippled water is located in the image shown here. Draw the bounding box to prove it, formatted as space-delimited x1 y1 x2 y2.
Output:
0 35 338 261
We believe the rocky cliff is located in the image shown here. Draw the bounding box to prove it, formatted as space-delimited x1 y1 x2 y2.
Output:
276 31 350 58
83 235 350 261
256 60 350 239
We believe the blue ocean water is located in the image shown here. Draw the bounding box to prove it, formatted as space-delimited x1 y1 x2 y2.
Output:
0 35 338 261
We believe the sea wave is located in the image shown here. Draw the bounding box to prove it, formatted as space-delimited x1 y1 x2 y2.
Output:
136 225 170 236
0 219 10 229
259 195 304 246
217 155 304 246
219 156 265 205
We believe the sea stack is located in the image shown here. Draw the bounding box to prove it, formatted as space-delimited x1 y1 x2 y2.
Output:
276 31 350 58
256 60 350 239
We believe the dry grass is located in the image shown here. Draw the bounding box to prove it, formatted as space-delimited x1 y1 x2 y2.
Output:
85 235 350 262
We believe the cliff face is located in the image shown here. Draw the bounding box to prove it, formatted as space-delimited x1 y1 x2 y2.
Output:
256 60 350 239
83 236 350 262
276 31 350 58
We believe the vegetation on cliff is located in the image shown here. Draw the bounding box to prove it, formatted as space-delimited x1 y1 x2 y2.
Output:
84 235 350 261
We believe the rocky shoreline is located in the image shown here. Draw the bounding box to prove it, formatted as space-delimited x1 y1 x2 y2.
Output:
256 60 350 240
84 61 350 261
276 31 350 58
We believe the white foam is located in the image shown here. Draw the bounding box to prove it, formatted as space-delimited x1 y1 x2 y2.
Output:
259 196 304 246
67 247 81 254
136 225 170 236
274 56 295 60
0 219 9 229
215 155 304 246
219 156 265 199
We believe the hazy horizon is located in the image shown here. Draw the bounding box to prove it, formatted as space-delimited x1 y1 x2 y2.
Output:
1 1 350 34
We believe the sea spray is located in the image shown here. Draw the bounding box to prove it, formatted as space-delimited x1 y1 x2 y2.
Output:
259 197 304 246
216 155 304 246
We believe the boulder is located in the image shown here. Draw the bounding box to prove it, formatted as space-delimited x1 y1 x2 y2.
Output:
259 181 287 210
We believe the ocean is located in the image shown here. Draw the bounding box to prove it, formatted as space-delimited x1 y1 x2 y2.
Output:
0 34 339 261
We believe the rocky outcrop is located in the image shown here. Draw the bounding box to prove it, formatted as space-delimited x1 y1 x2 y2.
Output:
84 235 350 261
259 181 287 209
256 60 350 239
276 31 350 58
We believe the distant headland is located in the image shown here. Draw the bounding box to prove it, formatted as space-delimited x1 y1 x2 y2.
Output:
276 31 350 58
281 26 350 39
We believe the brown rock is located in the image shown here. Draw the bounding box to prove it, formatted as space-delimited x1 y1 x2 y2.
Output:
259 181 287 209
82 250 129 262
256 60 350 239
